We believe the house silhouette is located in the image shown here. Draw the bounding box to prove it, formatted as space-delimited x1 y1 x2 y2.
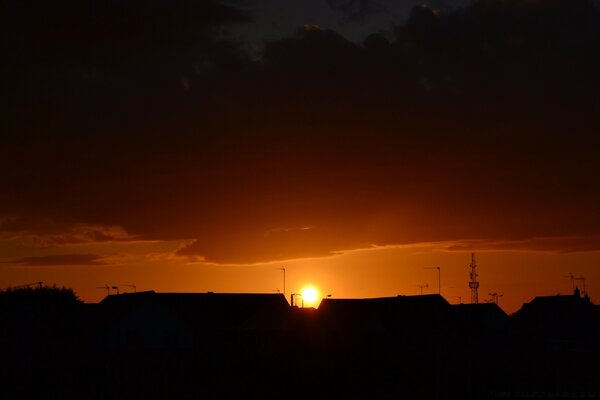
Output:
2 287 600 398
99 291 290 350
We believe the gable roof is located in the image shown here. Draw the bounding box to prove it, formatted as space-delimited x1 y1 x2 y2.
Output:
452 302 509 319
100 291 288 308
452 303 510 334
512 292 600 334
99 291 290 330
318 294 450 313
317 294 452 333
514 293 595 317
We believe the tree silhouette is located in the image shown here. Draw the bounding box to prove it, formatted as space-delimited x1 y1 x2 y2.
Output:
0 284 82 307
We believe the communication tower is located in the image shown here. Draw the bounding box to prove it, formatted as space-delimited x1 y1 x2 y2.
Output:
469 253 480 304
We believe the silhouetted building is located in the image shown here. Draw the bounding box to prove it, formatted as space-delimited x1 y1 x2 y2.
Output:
452 302 510 340
98 291 290 351
512 288 600 353
3 287 600 399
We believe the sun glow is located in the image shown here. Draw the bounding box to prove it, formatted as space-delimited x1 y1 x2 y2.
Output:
301 286 319 306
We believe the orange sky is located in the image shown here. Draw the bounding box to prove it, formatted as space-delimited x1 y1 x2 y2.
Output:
2 0 600 316
1 237 598 314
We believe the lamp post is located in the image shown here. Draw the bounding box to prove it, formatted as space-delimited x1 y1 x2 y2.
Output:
277 267 286 298
425 266 441 295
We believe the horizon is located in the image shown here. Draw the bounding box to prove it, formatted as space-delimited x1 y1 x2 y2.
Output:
2 0 600 316
3 248 597 314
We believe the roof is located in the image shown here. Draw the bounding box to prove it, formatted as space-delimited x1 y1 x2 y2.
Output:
514 293 594 317
318 294 450 313
512 292 600 332
317 294 452 333
100 291 288 307
452 303 510 333
99 291 290 330
452 302 509 319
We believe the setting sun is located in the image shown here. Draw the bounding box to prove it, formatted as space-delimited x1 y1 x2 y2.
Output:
301 286 319 306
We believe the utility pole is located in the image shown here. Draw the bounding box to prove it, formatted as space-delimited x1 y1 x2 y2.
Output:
425 266 441 295
469 253 480 304
278 267 286 298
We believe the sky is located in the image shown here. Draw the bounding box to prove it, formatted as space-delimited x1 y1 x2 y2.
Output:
2 0 600 313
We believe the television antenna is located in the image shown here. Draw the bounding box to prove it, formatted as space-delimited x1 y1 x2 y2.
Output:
122 284 136 293
488 292 503 305
96 284 110 296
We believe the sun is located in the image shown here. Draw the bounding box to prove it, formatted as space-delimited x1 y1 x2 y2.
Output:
301 286 319 306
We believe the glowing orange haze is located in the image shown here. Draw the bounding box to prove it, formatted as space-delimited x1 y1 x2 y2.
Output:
2 0 600 319
1 238 599 314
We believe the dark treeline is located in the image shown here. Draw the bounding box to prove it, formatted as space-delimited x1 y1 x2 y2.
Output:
1 287 599 399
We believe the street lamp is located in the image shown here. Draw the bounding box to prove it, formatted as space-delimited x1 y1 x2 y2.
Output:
277 267 286 297
425 266 441 295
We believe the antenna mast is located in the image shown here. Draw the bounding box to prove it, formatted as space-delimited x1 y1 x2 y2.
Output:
574 276 586 296
122 284 137 293
469 253 480 304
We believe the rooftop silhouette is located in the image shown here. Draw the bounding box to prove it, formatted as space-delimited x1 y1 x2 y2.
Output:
1 285 599 398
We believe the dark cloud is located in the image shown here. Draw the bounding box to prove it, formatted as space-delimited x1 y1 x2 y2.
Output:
3 0 250 138
0 216 135 245
6 254 111 267
176 226 372 264
2 0 600 263
2 0 247 67
444 236 600 253
328 0 381 22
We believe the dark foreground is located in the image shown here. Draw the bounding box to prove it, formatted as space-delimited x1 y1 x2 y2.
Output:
1 289 599 399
